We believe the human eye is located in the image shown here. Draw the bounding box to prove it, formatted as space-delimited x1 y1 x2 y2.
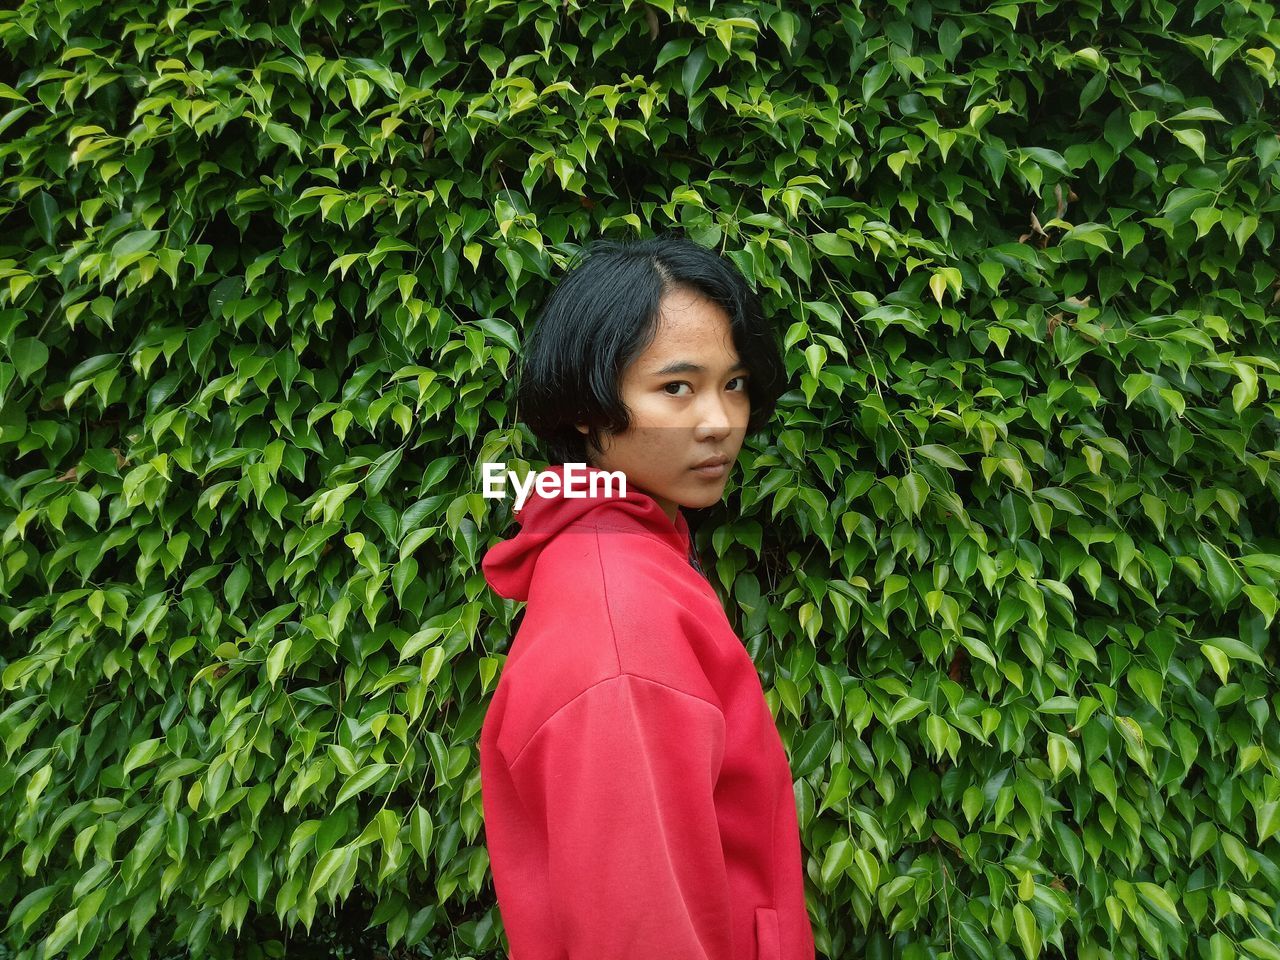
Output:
663 381 692 396
728 375 749 391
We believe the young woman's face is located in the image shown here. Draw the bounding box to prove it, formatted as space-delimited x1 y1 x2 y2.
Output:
576 286 751 522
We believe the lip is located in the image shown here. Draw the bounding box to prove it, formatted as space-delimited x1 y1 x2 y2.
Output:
691 455 730 477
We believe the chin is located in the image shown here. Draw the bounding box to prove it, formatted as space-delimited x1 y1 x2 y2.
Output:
677 484 727 510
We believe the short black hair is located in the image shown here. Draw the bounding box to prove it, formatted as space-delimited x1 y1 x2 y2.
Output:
513 233 787 466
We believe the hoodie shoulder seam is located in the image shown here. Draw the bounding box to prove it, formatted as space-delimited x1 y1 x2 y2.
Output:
595 524 624 678
505 672 724 771
568 517 688 558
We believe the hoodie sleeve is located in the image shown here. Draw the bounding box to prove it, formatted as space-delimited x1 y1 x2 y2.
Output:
506 673 733 960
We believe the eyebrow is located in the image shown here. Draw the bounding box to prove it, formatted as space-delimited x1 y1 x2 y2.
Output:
650 360 749 376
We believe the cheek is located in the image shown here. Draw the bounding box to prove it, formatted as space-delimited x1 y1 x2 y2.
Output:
604 397 677 456
625 393 678 429
616 396 686 445
726 404 747 432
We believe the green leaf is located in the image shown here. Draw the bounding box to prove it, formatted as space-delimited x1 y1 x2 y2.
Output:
820 837 853 887
804 343 827 379
813 233 856 258
1172 127 1207 162
74 889 107 939
111 229 160 259
979 259 1006 291
962 786 984 825
884 696 929 725
655 38 693 71
264 120 302 157
1013 902 1041 960
266 638 292 685
1170 106 1227 122
681 46 713 99
1201 636 1263 666
1190 822 1218 860
1135 881 1180 929
122 738 163 777
770 10 799 51
926 715 950 759
915 444 968 470
1255 801 1280 844
1047 733 1079 779
1115 716 1150 774
334 764 392 809
225 562 250 612
5 885 58 935
364 446 403 497
307 846 348 897
1199 540 1242 607
862 61 892 102
1122 372 1152 406
31 190 58 244
476 316 521 353
929 272 949 305
1129 110 1159 137
897 473 929 518
852 848 880 896
1242 939 1280 960
1207 933 1234 960
791 720 834 777
409 804 434 866
9 338 48 380
347 77 372 112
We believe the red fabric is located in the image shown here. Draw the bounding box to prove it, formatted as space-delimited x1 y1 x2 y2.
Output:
480 464 816 960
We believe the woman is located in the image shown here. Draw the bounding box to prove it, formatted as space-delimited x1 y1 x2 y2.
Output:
479 234 816 960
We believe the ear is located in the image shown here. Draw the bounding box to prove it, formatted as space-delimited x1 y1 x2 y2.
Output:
576 423 601 466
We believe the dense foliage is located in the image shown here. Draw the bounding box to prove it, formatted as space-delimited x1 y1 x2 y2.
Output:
2 0 1279 958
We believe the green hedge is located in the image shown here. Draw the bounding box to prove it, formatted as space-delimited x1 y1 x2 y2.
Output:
2 1 1279 958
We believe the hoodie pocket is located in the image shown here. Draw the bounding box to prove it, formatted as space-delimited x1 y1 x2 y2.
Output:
754 906 781 960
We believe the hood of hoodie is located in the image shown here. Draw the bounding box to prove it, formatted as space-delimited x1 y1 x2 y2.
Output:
482 463 693 601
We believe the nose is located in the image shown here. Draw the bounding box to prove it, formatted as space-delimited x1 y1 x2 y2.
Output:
693 389 735 440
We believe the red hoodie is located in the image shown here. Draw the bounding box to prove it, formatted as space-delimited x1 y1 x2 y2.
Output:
479 463 816 960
